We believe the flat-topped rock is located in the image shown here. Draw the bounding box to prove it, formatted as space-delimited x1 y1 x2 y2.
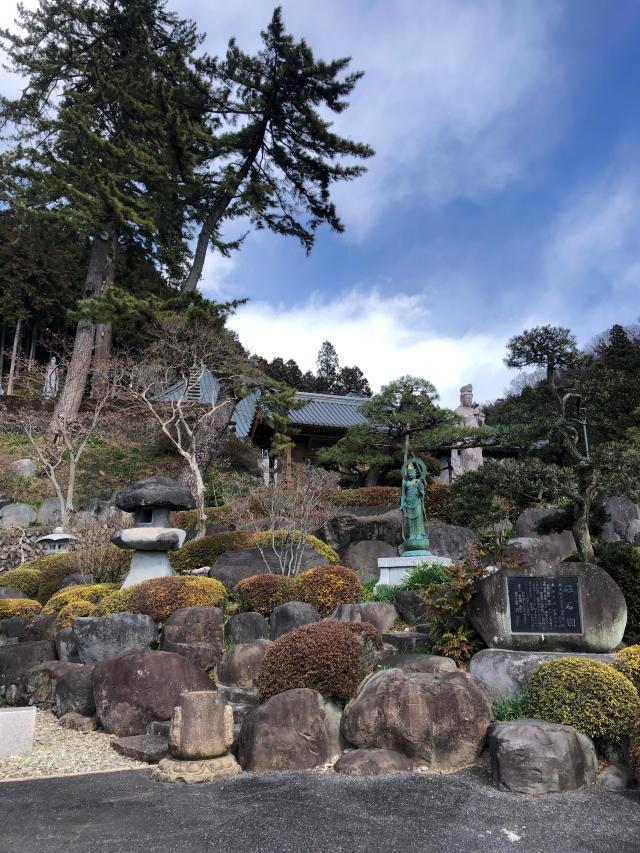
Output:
325 602 398 634
334 748 412 776
377 653 457 674
0 587 28 599
470 562 626 652
114 476 195 512
111 734 169 764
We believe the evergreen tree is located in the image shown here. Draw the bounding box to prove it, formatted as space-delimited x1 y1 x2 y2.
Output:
0 0 214 425
315 341 341 393
337 365 372 396
181 7 373 291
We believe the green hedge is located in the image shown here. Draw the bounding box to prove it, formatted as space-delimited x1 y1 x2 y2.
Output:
170 530 339 573
170 505 232 530
595 543 640 643
23 546 131 604
0 566 41 599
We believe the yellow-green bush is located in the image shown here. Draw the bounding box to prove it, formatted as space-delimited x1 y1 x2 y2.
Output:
612 645 640 694
235 574 294 616
524 657 639 743
170 505 232 530
0 598 43 619
294 565 362 616
0 567 41 599
129 576 226 623
93 586 136 616
57 599 98 628
43 583 119 614
170 530 339 573
28 546 130 604
631 716 640 785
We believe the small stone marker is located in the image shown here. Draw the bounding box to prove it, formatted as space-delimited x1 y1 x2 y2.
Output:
0 706 36 757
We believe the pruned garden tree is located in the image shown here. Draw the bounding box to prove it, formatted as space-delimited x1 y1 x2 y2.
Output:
318 376 458 484
231 463 338 576
181 7 374 292
503 325 599 559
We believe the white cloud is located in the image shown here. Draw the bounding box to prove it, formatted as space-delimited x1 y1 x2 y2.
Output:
228 288 512 407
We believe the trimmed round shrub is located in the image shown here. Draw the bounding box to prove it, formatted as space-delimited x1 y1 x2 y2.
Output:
43 583 119 614
0 567 41 599
93 586 136 616
128 576 226 623
170 505 232 530
612 645 640 694
325 487 400 508
29 546 130 604
57 600 98 628
294 565 362 616
0 598 43 619
235 574 293 617
170 530 339 573
524 657 639 743
257 621 381 704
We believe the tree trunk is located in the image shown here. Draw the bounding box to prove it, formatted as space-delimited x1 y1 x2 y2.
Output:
6 318 22 396
27 324 37 370
91 322 112 398
365 465 381 486
0 322 6 386
571 460 598 563
181 123 268 293
188 457 207 540
49 223 117 432
177 401 236 496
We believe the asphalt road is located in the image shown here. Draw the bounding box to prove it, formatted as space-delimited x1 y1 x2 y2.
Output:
0 765 638 853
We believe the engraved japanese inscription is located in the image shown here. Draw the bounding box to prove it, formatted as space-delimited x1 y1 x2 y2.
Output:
507 576 582 634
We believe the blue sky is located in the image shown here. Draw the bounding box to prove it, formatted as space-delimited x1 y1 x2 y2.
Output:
2 1 640 407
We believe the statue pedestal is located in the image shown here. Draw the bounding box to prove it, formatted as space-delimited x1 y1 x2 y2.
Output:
376 554 452 588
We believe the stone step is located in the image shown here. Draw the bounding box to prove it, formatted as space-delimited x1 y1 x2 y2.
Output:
382 632 429 654
111 734 169 764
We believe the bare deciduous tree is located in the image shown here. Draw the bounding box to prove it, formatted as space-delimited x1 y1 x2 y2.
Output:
231 464 338 576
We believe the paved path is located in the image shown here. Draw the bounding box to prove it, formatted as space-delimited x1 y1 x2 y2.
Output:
0 765 638 853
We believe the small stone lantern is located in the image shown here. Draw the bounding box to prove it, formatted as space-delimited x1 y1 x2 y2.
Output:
36 527 77 556
111 476 195 588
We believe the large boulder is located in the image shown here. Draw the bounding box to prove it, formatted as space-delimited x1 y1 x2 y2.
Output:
469 648 616 699
603 496 640 542
26 614 59 642
0 617 29 645
0 587 28 599
514 507 559 538
334 748 412 776
488 719 598 794
394 590 428 625
20 660 82 707
7 459 37 478
160 606 223 672
269 602 320 640
54 628 79 662
224 612 269 645
427 522 477 561
341 540 397 581
73 613 158 665
505 532 577 567
0 641 56 700
209 547 327 589
238 688 341 772
36 496 64 526
92 650 213 736
470 562 626 652
341 668 492 769
377 653 457 674
217 640 272 688
325 602 398 634
0 503 37 530
322 507 403 553
55 664 95 717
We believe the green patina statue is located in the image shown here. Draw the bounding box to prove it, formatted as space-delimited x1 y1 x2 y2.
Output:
400 457 432 556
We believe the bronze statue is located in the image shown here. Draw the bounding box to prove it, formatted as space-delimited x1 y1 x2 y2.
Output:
400 457 431 555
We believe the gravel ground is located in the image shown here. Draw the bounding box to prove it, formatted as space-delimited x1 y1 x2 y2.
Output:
0 709 145 780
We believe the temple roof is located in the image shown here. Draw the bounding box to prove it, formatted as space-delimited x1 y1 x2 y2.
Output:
288 391 369 429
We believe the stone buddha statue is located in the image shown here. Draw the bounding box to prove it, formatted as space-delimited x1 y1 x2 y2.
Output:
446 383 485 479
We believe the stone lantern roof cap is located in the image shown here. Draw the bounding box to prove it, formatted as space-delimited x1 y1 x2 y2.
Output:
36 526 77 543
114 476 195 511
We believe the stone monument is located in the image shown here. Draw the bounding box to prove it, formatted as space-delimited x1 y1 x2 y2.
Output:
438 383 485 482
42 357 59 400
112 476 195 588
376 457 451 587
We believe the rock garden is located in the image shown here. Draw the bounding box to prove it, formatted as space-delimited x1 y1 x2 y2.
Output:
1 473 640 800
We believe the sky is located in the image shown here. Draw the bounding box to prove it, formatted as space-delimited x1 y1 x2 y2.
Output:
2 1 640 407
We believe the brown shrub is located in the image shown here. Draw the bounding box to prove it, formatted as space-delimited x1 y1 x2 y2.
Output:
257 620 379 704
235 574 294 617
128 576 226 623
294 565 362 616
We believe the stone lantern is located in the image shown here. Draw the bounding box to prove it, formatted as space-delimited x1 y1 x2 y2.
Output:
36 527 77 556
111 476 195 588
